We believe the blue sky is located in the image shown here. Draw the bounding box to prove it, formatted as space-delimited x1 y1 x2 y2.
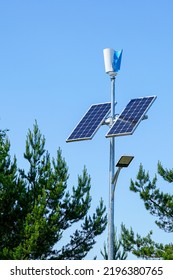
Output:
0 0 173 259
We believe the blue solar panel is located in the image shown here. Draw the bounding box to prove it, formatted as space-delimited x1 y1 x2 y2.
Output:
66 102 111 142
106 96 157 138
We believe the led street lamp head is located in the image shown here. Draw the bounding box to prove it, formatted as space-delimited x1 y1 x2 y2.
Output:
116 155 134 168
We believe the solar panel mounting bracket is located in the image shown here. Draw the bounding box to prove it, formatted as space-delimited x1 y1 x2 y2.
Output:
102 117 112 126
142 115 148 120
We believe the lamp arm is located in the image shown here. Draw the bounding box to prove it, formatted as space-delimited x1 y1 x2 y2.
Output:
111 167 122 199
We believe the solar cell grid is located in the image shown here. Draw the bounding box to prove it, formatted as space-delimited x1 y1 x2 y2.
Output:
106 96 156 138
66 102 111 142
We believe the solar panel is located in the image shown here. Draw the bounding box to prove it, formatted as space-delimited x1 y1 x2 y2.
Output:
106 96 157 138
66 102 111 142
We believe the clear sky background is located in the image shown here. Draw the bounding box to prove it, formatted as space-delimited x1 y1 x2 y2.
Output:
0 0 173 259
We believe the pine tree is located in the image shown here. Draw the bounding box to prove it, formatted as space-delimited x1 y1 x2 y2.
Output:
101 228 127 260
0 122 107 260
121 163 173 259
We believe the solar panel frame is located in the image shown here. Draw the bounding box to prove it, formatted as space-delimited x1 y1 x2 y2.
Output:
66 102 111 142
106 96 157 138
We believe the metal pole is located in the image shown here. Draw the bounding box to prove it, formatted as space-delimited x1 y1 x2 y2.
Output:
108 76 116 260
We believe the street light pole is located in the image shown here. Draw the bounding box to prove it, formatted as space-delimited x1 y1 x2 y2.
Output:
108 75 116 260
103 48 123 260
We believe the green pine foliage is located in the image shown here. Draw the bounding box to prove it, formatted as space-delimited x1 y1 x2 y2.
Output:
121 163 173 259
0 122 107 260
101 228 127 260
